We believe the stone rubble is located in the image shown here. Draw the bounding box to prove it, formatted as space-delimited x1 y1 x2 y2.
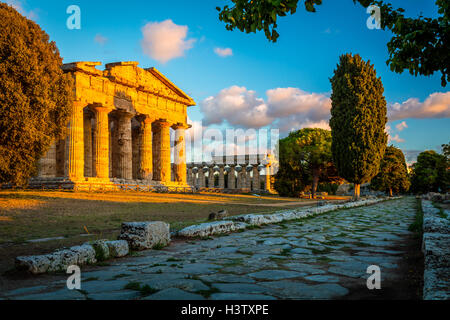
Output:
106 240 129 258
177 197 396 237
421 200 450 300
177 221 248 238
118 221 170 250
15 244 97 274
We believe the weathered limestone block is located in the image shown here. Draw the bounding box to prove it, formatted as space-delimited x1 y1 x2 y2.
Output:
15 255 52 274
15 244 97 275
106 240 129 258
177 221 248 238
421 199 450 300
86 240 110 261
422 233 450 265
423 267 450 300
228 197 390 228
423 216 449 234
119 221 170 250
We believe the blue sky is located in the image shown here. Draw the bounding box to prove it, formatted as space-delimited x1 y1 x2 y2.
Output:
8 0 449 163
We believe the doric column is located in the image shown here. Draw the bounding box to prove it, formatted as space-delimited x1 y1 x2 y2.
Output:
65 101 85 180
117 112 133 180
198 168 205 188
236 166 243 189
228 166 236 189
218 166 225 189
138 116 153 180
246 167 252 189
265 164 271 192
172 123 189 184
92 106 111 179
83 112 93 177
153 119 171 183
252 165 260 190
208 166 215 188
187 167 193 185
192 167 198 187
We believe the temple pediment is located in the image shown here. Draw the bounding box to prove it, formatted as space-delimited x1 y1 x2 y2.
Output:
62 61 195 107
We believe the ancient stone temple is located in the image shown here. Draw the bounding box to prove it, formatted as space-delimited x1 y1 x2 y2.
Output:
186 154 275 193
34 61 195 189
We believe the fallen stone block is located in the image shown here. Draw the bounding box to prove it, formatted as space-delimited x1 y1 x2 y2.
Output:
15 244 97 274
15 255 52 274
106 240 129 258
84 240 111 261
177 221 247 238
119 221 170 250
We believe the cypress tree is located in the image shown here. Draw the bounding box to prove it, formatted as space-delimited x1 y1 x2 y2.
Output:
329 53 388 199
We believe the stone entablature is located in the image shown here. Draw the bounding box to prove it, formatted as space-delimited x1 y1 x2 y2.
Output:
35 61 195 188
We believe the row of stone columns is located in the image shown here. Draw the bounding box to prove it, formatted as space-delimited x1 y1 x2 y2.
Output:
187 164 271 191
42 101 188 185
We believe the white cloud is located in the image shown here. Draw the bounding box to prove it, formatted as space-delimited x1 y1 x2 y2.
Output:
200 86 448 138
200 86 273 128
389 134 405 143
141 19 196 63
266 87 331 132
6 0 38 20
214 47 233 57
200 86 331 133
395 121 408 131
94 34 108 45
385 125 405 143
388 92 450 120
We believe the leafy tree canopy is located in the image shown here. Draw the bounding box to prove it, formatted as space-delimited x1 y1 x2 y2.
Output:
410 150 449 194
217 0 450 86
371 145 410 196
274 128 338 197
329 53 388 198
0 3 73 185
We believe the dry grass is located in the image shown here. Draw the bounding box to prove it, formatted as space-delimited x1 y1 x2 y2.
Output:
0 190 316 277
0 190 312 244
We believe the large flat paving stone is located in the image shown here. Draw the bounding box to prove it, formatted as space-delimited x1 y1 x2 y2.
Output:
210 293 277 300
212 283 267 294
248 270 305 280
143 288 205 300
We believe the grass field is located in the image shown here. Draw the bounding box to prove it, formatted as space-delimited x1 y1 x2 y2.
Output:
0 190 320 274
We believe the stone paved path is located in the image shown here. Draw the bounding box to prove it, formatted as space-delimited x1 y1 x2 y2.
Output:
2 197 419 300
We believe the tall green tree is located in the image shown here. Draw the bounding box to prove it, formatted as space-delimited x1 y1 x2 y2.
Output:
0 3 73 186
274 128 335 198
217 0 449 86
410 150 449 194
371 146 410 196
329 53 388 199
